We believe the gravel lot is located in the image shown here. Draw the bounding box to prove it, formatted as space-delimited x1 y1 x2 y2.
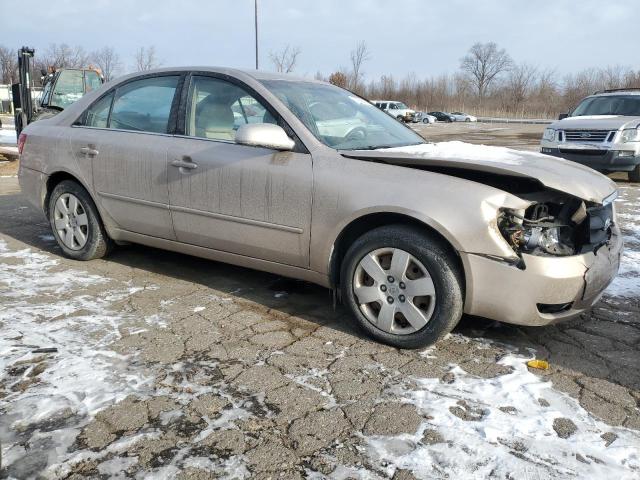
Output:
1 123 639 479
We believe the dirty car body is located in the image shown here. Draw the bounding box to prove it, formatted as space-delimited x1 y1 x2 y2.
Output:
18 67 622 347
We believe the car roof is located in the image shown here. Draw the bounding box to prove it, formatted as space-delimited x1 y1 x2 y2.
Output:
113 66 327 85
591 89 640 97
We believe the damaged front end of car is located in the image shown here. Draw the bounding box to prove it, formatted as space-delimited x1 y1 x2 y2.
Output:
497 191 616 263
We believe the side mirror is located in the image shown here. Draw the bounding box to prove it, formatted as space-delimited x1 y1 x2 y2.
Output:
235 123 295 151
558 113 569 120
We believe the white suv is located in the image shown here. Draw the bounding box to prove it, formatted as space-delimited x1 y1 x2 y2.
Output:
540 89 640 181
373 100 415 122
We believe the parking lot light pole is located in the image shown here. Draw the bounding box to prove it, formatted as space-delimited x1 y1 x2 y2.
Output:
254 0 259 69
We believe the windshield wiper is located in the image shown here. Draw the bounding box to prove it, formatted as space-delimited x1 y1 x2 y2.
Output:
346 142 425 151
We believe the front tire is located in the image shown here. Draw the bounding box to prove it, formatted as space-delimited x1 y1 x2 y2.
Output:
49 180 112 260
629 165 640 182
341 225 463 348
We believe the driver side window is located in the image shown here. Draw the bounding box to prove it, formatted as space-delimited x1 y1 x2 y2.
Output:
186 76 275 142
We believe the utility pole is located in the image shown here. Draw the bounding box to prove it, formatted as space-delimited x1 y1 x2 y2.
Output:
254 0 259 69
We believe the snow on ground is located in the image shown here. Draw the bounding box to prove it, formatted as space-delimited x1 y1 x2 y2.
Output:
0 239 154 475
606 185 640 298
0 127 17 145
364 341 640 479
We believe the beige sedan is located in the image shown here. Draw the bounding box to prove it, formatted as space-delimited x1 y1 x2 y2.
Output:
18 67 622 348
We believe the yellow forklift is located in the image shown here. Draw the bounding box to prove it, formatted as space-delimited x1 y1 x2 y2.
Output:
11 46 104 137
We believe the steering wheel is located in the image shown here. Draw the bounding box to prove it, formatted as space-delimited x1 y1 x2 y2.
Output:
344 126 367 142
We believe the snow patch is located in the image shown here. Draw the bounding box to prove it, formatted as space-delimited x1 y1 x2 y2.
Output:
0 239 154 475
379 141 537 165
0 127 16 145
364 353 640 479
606 186 640 298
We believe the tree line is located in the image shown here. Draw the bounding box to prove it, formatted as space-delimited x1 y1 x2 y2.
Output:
0 43 161 85
2 41 639 119
318 41 640 119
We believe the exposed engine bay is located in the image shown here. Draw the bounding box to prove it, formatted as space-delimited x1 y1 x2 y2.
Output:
498 192 614 258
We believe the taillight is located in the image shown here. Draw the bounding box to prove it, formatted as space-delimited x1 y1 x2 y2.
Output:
17 133 27 155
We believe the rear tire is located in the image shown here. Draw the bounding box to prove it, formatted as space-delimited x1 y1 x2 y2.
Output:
629 165 640 182
341 225 464 349
48 180 113 260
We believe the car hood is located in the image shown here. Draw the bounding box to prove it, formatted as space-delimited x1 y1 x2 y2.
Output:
341 141 617 204
550 115 640 130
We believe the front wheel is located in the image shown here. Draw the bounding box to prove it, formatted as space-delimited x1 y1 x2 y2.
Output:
422 118 430 124
341 225 463 348
629 164 640 182
465 118 471 122
49 180 113 260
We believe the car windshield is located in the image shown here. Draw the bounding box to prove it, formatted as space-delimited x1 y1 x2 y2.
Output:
571 95 640 117
260 80 424 150
394 102 408 109
50 70 85 109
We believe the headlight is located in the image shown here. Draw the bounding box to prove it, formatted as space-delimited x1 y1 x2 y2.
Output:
619 127 640 143
498 205 578 257
542 128 556 142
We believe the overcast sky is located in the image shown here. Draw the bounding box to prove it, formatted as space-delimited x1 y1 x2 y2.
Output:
7 0 638 79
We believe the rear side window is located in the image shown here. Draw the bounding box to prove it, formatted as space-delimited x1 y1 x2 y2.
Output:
109 76 179 133
85 93 113 128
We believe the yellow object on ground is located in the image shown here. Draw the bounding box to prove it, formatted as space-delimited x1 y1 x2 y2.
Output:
527 359 550 370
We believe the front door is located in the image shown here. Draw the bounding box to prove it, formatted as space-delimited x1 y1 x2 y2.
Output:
71 74 181 239
167 75 312 268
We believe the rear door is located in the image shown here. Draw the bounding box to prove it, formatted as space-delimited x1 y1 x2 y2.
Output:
167 74 313 267
70 74 183 239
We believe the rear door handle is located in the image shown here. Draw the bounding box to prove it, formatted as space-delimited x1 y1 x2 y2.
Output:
80 146 99 156
171 158 198 170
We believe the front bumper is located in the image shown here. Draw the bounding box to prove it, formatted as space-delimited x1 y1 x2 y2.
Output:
461 229 623 326
541 147 640 172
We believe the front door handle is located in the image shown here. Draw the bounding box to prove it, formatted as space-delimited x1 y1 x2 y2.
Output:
80 146 99 156
171 158 198 170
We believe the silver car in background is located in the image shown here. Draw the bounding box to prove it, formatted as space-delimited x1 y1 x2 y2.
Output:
540 89 640 181
18 67 621 348
413 111 437 124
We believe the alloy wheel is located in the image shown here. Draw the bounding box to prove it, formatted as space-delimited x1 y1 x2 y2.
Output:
353 247 436 335
53 193 89 250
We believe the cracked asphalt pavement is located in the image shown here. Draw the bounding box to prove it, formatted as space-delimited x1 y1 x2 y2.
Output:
1 127 639 479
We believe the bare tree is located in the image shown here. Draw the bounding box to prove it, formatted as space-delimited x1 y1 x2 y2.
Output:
134 46 161 72
91 46 122 82
506 63 537 112
0 45 17 84
269 45 301 73
40 43 90 69
460 42 512 99
349 41 371 92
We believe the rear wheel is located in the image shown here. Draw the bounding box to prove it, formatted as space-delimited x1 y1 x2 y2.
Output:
629 165 640 182
341 225 463 348
465 118 471 122
49 180 112 260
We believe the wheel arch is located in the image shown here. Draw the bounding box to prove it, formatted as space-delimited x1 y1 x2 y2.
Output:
43 170 94 219
327 211 466 292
